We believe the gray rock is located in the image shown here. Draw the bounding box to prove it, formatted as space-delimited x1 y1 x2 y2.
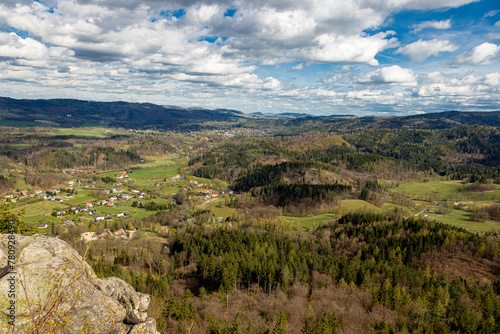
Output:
0 234 160 334
98 277 150 324
129 317 160 334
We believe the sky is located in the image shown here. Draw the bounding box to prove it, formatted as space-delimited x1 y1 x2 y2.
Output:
0 0 499 116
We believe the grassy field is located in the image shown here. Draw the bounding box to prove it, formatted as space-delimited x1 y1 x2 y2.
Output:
45 128 126 137
339 199 396 213
421 207 500 233
64 189 96 205
131 155 181 168
204 201 238 218
141 230 161 238
132 166 179 178
389 177 500 202
100 166 180 186
283 214 336 229
159 186 179 196
14 201 67 217
25 215 52 224
97 204 152 219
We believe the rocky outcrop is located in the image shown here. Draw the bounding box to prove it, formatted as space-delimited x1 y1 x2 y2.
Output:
0 234 160 333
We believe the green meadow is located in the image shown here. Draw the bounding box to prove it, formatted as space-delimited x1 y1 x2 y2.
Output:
390 177 499 202
46 127 126 137
14 201 67 217
204 201 238 219
283 214 336 229
63 189 97 205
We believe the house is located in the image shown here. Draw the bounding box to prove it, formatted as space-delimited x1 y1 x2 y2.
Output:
54 198 63 203
115 228 127 238
44 194 52 200
68 181 74 186
55 210 66 216
20 190 29 196
95 216 105 221
116 211 129 218
116 172 127 179
85 202 93 207
35 189 43 195
66 194 73 198
38 223 48 229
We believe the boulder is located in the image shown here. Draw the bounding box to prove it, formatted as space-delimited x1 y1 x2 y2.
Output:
0 234 160 334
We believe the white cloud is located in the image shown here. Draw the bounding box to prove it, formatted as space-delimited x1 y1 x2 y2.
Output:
411 19 451 32
395 39 459 62
496 21 500 27
486 33 500 40
361 65 417 85
454 42 500 65
418 72 500 98
484 72 500 86
303 32 398 66
0 0 496 116
292 63 305 70
485 10 499 17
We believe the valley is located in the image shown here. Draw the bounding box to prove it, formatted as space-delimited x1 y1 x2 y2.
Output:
1 108 500 333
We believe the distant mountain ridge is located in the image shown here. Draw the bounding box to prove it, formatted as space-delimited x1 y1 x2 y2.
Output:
0 96 246 130
0 96 498 130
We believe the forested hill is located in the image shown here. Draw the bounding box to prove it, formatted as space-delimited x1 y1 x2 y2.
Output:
0 96 498 131
330 110 500 130
0 96 247 130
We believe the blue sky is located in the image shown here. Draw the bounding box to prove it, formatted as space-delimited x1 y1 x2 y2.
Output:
0 0 499 116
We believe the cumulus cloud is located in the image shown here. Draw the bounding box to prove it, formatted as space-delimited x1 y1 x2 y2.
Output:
301 32 398 66
360 65 417 85
0 0 496 115
454 42 500 65
395 39 459 62
411 19 451 32
418 71 500 98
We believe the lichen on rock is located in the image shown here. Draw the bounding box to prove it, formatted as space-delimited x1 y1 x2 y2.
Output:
0 234 160 333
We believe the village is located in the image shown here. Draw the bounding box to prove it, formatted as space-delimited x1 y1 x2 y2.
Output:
1 166 236 241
